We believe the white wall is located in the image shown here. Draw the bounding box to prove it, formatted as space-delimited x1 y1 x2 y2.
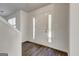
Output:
28 4 69 53
70 4 79 56
0 16 21 56
20 10 29 42
52 4 69 53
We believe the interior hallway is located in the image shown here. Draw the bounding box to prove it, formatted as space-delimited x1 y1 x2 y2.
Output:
1 3 79 56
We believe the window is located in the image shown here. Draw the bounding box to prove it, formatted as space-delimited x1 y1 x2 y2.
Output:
8 17 16 28
33 17 35 39
48 14 52 43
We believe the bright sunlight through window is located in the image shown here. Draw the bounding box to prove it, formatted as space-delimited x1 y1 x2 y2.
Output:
48 14 52 43
8 17 16 28
33 17 35 39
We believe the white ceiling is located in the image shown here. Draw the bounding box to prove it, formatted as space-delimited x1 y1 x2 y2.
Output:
0 3 49 18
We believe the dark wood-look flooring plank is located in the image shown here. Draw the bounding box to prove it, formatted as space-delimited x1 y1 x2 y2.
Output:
22 41 68 56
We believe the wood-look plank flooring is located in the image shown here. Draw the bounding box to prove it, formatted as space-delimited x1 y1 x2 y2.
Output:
22 41 68 56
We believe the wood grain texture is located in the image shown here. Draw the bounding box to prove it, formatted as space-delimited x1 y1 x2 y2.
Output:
22 41 68 56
